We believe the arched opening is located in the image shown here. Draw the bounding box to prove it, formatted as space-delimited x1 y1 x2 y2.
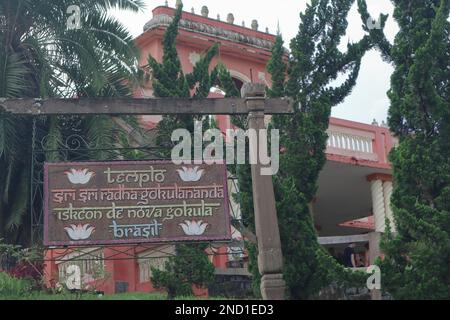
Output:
232 77 244 93
208 76 245 98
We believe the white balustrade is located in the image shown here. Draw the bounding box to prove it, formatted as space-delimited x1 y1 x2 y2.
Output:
327 131 373 154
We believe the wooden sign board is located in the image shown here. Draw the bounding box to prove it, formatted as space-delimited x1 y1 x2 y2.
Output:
44 161 231 246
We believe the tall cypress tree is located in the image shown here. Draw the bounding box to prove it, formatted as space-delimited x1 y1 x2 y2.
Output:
360 0 450 299
235 0 373 299
266 34 286 98
147 3 239 298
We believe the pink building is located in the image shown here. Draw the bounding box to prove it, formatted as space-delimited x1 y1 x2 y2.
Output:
44 5 397 295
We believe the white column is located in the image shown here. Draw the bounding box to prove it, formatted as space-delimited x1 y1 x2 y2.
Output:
368 175 392 301
370 179 386 233
382 181 396 232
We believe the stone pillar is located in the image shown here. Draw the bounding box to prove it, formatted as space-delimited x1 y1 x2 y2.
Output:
367 232 381 265
370 179 386 233
382 180 396 232
367 173 393 301
242 83 286 300
367 173 395 233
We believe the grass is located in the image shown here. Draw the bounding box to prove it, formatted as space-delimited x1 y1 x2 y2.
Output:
0 273 233 300
23 292 166 300
4 292 232 300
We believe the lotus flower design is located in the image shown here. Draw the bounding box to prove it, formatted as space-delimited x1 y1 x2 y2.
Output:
65 168 94 185
179 220 209 236
64 224 95 240
177 166 204 182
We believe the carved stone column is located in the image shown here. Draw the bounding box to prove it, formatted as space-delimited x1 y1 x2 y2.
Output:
382 180 395 232
367 173 395 234
242 83 286 300
370 179 386 233
367 173 393 301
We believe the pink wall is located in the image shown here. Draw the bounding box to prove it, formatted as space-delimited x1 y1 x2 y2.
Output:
136 37 271 87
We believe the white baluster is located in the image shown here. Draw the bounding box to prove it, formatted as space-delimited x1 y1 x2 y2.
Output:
350 136 356 151
356 138 362 151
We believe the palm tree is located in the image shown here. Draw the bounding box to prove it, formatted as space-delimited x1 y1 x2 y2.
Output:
0 0 145 245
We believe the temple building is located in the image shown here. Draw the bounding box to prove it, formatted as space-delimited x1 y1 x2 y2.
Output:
44 4 397 296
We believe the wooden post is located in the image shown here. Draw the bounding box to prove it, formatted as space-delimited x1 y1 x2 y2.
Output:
242 83 286 300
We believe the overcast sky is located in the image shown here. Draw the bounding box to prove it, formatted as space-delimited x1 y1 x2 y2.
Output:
112 0 398 125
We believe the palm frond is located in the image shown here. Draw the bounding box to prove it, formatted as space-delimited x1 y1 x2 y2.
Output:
5 168 30 230
44 117 63 161
0 115 20 160
95 0 146 12
2 162 14 205
0 52 30 98
84 115 120 160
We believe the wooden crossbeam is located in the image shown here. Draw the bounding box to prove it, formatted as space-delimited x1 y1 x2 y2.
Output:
0 97 293 115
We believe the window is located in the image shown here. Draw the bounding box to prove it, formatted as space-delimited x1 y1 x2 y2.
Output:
57 248 104 285
138 245 175 283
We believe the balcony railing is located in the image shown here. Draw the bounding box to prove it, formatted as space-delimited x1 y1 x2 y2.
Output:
325 118 396 168
327 131 373 154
